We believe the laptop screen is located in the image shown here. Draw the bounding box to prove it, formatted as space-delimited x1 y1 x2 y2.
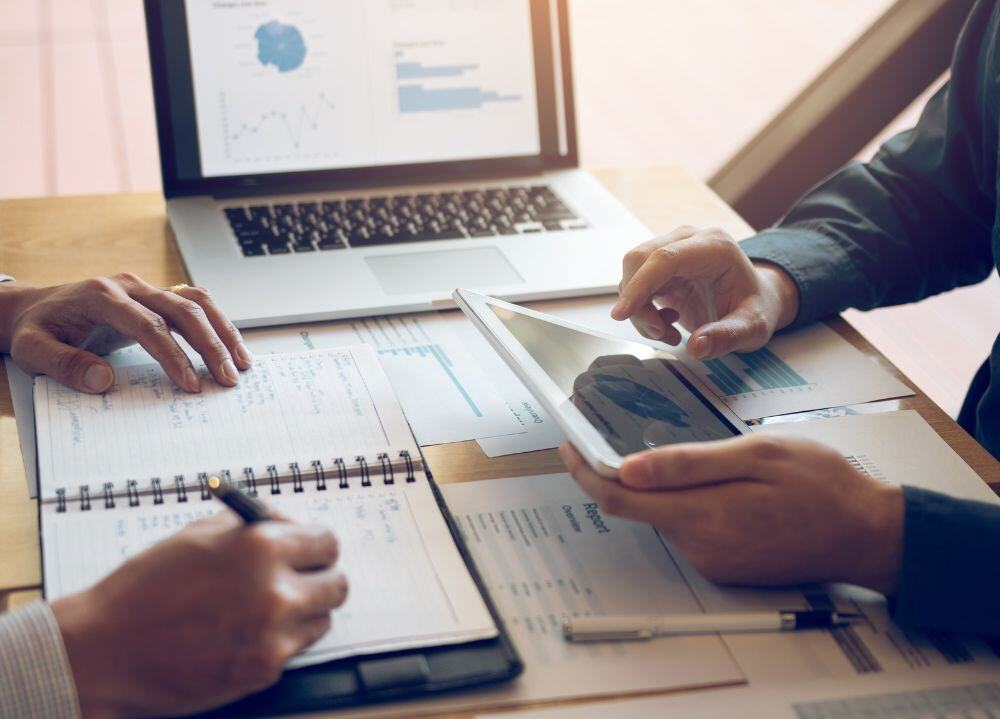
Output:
146 0 573 194
187 1 541 178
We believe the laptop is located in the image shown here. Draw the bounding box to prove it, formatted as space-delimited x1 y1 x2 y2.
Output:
145 0 650 328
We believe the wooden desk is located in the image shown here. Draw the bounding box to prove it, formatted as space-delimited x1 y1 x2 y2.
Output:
1 166 997 715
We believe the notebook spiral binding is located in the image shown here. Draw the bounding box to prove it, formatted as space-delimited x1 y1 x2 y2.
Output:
55 451 418 513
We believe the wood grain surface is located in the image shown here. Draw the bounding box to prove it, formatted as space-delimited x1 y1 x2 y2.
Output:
1 166 996 718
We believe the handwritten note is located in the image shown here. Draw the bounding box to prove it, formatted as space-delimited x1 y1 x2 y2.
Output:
41 478 497 667
34 347 415 499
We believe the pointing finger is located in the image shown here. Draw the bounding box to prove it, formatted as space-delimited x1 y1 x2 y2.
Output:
616 227 699 315
613 236 722 321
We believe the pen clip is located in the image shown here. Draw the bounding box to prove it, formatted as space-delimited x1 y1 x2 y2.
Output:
562 618 653 642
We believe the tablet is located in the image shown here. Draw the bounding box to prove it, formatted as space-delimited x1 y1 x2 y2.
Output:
454 289 749 477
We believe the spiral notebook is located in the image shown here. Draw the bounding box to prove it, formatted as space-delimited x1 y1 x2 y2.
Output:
33 346 502 674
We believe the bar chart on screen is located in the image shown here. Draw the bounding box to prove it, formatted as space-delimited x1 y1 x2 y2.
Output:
394 48 523 114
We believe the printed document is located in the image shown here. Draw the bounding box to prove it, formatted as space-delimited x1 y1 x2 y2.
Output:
244 314 521 445
483 665 1000 719
677 411 1000 684
330 472 743 718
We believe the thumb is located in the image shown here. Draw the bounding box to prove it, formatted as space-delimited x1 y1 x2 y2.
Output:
12 330 115 393
619 437 761 490
687 309 771 360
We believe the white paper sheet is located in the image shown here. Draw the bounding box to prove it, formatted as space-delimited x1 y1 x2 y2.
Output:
442 473 742 699
34 348 417 497
323 472 744 719
755 410 998 504
42 475 498 667
482 665 1000 719
243 314 521 446
684 322 914 420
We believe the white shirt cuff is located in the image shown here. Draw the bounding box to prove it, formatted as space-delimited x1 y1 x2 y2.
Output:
0 602 81 718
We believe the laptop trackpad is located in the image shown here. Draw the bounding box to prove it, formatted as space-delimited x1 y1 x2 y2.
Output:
366 247 524 295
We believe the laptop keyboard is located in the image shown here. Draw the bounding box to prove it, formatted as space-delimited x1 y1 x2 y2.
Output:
224 184 588 257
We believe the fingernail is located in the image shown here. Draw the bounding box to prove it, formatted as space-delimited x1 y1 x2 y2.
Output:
235 342 253 367
611 300 627 320
221 358 239 385
83 364 114 393
184 367 201 393
691 335 712 360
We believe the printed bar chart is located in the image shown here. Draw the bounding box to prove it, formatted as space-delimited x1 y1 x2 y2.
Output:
703 346 809 397
793 682 1000 718
375 343 483 416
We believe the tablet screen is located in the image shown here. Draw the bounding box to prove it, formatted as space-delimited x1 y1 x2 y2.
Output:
490 305 740 455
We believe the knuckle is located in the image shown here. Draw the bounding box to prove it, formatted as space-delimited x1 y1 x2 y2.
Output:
749 435 788 464
82 276 117 296
239 642 286 691
675 224 698 235
322 531 340 565
262 586 296 621
701 227 732 245
241 526 281 560
301 526 339 566
137 314 170 337
651 244 682 263
9 330 41 364
54 350 87 379
623 247 648 266
111 271 143 286
175 298 207 321
185 286 213 303
334 574 349 606
716 322 741 350
743 308 770 339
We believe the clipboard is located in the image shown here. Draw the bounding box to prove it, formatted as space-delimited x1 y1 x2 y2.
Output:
198 458 522 717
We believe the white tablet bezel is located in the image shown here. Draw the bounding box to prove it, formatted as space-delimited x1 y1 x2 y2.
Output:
453 289 750 477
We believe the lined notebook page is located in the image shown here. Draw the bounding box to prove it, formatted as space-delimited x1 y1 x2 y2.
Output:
34 347 416 500
41 476 498 667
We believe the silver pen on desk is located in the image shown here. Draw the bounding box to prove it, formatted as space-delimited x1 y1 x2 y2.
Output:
562 610 861 642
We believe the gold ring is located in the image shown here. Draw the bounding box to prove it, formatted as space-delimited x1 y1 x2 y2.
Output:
168 283 190 295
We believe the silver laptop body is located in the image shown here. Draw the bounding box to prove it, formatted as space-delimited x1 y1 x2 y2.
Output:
146 0 650 328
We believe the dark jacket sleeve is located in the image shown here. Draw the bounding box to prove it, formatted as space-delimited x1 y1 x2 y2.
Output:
896 486 1000 637
739 1 997 328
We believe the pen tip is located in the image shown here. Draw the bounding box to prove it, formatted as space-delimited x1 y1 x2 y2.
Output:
207 475 221 491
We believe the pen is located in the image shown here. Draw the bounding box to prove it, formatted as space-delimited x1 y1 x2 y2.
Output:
562 610 862 642
207 475 272 523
